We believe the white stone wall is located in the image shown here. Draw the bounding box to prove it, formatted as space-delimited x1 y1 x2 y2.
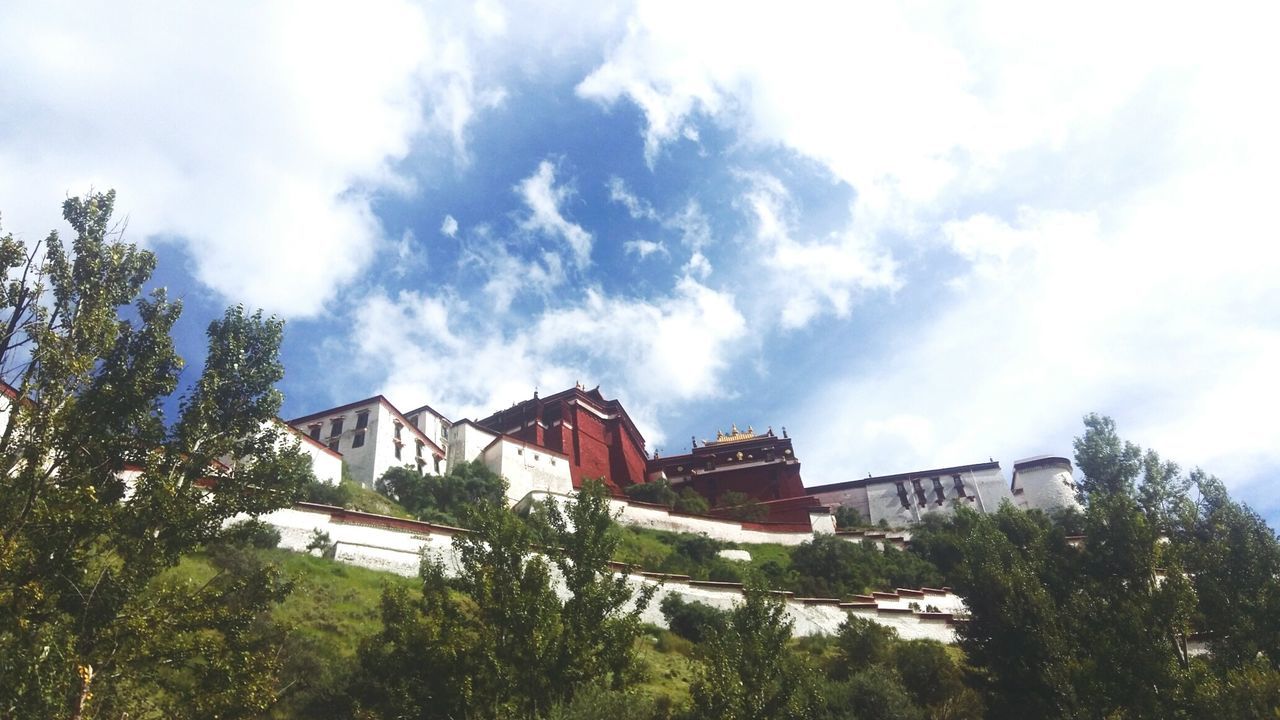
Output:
446 421 497 468
246 503 961 642
1012 459 1080 514
278 422 343 485
297 400 445 488
482 440 574 505
855 466 1016 526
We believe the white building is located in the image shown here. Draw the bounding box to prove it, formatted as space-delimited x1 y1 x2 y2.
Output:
806 456 1080 527
287 395 447 488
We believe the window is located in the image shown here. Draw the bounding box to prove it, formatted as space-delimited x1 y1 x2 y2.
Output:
330 417 343 436
308 424 321 441
912 478 927 506
952 474 967 498
932 476 945 504
517 448 523 456
352 430 365 449
327 438 340 452
355 411 369 430
394 421 402 440
394 443 402 460
434 456 441 473
415 440 424 458
409 414 419 429
895 481 910 509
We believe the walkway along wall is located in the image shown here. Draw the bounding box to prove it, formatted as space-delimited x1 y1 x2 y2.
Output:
251 502 960 642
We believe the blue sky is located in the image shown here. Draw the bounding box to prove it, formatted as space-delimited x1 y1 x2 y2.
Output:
2 1 1279 523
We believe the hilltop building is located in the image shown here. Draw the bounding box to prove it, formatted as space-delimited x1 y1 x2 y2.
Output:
285 384 1079 526
286 395 447 487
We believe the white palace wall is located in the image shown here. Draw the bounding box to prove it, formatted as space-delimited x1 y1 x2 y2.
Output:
247 502 961 642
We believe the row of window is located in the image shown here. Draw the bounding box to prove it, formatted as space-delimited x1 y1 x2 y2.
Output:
895 475 967 509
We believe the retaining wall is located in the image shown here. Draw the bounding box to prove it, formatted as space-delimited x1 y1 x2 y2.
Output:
249 502 962 642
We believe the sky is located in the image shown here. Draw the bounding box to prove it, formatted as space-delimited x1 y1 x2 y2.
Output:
2 1 1278 522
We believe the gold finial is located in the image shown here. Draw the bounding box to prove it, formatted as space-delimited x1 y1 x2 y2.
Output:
731 423 739 435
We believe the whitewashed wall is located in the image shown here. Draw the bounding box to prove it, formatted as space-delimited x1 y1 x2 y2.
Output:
483 441 574 505
247 503 962 642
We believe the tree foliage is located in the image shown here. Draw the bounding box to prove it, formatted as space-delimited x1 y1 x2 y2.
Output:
376 459 506 524
930 413 1280 719
686 587 819 720
0 192 311 718
356 479 654 719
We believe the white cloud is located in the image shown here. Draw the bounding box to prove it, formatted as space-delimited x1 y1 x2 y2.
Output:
347 276 747 445
516 160 594 267
577 0 1280 511
440 214 459 237
737 173 899 329
607 176 659 220
0 1 517 317
623 239 667 259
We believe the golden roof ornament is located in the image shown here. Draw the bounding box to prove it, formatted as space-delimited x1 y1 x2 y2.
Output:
707 423 759 444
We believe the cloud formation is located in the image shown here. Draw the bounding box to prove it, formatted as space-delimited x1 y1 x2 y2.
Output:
0 1 513 317
517 161 594 268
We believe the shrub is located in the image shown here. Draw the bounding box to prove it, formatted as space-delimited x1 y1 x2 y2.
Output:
220 518 281 549
625 479 679 507
674 488 710 514
659 594 728 644
716 491 766 522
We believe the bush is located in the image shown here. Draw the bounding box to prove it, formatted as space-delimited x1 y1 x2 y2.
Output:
716 491 766 522
674 488 710 515
302 477 353 507
220 518 281 549
625 479 679 507
375 460 506 524
659 595 728 644
834 505 868 530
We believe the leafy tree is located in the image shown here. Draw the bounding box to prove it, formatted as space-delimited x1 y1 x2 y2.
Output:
376 459 505 524
625 478 679 507
789 534 943 598
833 505 868 530
659 594 728 644
715 490 766 522
685 588 819 719
0 192 311 717
674 487 710 515
357 479 653 719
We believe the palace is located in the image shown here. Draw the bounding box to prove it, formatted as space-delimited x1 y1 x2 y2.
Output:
285 384 1079 529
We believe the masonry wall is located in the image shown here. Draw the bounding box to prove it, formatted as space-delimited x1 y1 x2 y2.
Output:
482 440 574 505
246 502 959 642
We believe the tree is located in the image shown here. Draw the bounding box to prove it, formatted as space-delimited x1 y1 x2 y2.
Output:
686 587 819 720
376 460 505 524
0 192 312 717
715 490 767 522
357 479 653 719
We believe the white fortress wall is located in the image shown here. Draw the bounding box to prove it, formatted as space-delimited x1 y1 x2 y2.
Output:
242 502 963 642
446 421 497 467
481 440 574 505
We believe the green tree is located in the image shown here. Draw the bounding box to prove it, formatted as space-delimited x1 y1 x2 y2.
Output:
674 487 710 515
624 478 678 507
376 460 505 524
0 192 312 718
686 588 819 720
357 479 653 719
715 490 766 522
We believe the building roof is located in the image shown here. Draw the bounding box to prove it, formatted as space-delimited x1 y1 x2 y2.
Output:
805 461 1002 494
402 401 451 424
287 395 445 458
475 385 648 452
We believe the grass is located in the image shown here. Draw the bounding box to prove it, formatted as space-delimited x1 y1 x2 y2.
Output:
612 524 795 583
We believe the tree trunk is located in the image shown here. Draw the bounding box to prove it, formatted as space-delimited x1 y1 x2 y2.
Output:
69 663 93 720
